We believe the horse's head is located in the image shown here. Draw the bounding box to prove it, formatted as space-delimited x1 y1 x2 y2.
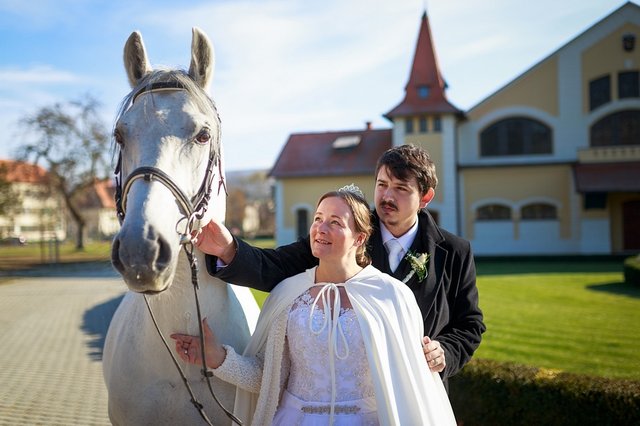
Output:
111 28 226 293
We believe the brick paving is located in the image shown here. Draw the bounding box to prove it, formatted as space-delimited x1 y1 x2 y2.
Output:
0 263 125 425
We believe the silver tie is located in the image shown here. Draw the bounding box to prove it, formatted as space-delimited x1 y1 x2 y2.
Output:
385 239 404 272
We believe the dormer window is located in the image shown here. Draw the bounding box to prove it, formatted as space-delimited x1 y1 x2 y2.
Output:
418 85 430 99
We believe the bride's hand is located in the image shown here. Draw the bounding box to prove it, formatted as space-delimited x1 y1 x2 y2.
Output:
423 336 446 373
171 318 226 368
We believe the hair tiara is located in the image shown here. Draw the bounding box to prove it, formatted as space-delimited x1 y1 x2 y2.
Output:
338 183 365 199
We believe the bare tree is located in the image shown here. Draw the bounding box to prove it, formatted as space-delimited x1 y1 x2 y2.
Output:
0 163 22 238
18 95 111 250
225 188 247 236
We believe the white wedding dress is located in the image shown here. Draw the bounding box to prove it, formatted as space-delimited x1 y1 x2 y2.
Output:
272 288 379 426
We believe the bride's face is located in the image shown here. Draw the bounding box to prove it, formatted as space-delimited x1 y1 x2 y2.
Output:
310 196 361 263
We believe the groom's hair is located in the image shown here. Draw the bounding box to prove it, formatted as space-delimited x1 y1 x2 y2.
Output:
375 144 438 196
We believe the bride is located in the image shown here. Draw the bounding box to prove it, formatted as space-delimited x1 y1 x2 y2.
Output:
171 185 456 425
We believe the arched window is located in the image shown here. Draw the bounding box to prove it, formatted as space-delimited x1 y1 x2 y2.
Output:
590 110 640 147
589 75 611 110
480 117 552 156
476 204 511 221
521 203 557 220
618 71 639 99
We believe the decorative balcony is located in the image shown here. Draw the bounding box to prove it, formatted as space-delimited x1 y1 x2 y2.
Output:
577 145 640 163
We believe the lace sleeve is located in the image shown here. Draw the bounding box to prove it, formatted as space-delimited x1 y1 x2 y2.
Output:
210 344 263 393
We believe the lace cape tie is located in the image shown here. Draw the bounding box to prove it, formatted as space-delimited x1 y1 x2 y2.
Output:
309 283 349 423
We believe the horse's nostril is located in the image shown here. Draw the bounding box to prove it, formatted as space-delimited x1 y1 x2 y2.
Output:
111 238 124 272
155 234 172 271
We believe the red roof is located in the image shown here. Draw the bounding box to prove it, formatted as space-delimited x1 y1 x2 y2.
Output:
0 159 49 184
574 162 640 192
75 179 116 209
94 179 116 209
386 12 460 119
270 127 392 178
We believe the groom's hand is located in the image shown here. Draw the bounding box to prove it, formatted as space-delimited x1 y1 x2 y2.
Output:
423 336 446 373
194 219 237 264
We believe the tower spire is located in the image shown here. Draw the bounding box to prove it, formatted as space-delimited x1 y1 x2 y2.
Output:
385 11 459 119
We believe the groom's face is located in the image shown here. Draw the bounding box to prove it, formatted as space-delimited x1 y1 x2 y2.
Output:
374 166 423 236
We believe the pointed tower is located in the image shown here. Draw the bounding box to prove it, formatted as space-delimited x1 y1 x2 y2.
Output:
386 12 460 118
385 11 461 233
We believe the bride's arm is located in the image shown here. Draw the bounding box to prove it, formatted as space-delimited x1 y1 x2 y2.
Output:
210 345 264 393
172 320 264 393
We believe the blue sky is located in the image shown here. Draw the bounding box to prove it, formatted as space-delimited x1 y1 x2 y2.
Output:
0 0 635 171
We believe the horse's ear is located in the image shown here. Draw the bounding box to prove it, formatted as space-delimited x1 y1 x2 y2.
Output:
188 27 214 91
124 31 152 88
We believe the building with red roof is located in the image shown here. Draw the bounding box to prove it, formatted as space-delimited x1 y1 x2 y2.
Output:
270 3 640 255
0 160 119 243
0 159 66 243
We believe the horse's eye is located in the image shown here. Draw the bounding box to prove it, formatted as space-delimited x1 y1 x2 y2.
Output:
195 129 211 145
114 129 124 146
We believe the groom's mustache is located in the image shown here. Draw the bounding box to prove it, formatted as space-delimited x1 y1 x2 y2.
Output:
380 200 398 210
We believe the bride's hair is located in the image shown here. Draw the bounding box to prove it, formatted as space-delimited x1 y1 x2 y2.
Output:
317 184 372 267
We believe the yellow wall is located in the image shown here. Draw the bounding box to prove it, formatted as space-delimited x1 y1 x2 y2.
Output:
468 56 559 120
462 165 573 239
582 23 640 113
281 176 375 229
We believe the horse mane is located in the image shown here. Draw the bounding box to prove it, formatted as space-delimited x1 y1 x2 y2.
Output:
112 69 221 153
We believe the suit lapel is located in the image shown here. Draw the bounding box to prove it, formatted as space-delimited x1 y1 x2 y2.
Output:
413 211 448 321
369 219 390 272
370 210 448 321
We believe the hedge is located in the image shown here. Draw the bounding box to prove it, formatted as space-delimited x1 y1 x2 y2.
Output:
624 255 640 286
449 358 640 426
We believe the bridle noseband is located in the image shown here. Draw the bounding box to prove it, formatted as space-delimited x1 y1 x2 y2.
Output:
112 81 242 426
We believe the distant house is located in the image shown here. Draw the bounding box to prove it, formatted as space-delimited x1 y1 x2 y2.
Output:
0 159 66 242
226 169 276 238
70 179 119 241
271 2 640 255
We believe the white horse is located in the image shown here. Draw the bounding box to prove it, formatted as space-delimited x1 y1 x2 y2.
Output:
103 28 259 426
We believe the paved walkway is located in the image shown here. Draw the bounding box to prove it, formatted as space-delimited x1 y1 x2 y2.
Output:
0 262 125 425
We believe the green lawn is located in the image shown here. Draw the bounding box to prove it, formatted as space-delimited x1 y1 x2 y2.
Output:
0 240 112 271
475 259 640 380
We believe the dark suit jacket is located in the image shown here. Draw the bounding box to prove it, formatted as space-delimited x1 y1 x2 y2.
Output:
206 209 485 386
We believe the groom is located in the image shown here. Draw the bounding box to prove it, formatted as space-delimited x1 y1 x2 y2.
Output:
199 144 485 388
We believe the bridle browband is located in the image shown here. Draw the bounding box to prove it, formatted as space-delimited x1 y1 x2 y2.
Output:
113 81 241 425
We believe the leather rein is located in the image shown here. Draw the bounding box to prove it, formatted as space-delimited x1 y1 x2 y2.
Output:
113 81 242 426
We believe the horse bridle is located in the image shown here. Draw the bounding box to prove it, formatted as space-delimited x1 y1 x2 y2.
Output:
114 81 224 227
113 81 242 426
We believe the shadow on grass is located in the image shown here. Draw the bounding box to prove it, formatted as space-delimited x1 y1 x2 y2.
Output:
476 255 625 276
82 294 124 361
586 281 640 299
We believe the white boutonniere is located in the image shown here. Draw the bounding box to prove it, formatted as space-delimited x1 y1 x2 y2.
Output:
402 251 430 283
